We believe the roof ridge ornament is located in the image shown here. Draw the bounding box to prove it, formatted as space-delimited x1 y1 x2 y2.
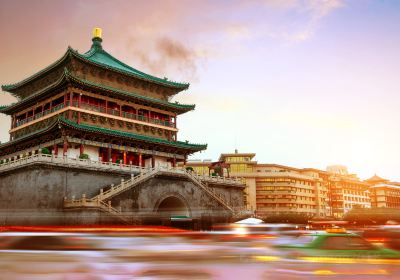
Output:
91 27 103 51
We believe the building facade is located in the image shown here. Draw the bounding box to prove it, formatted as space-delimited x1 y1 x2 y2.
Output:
185 151 400 219
185 151 330 219
366 175 400 209
327 166 371 218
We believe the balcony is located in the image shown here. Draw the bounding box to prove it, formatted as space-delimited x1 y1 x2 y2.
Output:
15 103 66 127
13 102 176 130
74 101 176 128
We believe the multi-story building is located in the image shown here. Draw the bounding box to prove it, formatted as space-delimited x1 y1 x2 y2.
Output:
327 166 371 218
186 152 399 219
186 151 330 218
0 28 245 226
0 28 205 166
253 165 329 218
366 175 400 208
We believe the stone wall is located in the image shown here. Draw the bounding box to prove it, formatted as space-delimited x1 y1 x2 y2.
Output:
0 164 244 226
0 164 126 225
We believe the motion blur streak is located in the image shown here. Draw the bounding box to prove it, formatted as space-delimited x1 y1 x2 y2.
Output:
299 257 400 265
1 224 400 279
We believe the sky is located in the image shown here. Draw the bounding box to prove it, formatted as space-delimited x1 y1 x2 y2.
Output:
0 0 399 181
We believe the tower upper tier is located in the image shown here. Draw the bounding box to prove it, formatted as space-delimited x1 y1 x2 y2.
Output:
2 28 190 101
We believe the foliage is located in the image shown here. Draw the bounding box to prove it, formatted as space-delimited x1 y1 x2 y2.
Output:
116 159 121 164
260 213 313 224
79 153 89 160
186 166 194 172
213 166 223 176
41 147 51 155
0 160 3 164
344 207 400 225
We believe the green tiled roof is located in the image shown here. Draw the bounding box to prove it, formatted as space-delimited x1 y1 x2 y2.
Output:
79 38 189 89
1 51 70 93
0 68 195 115
0 73 69 114
59 117 207 151
0 117 206 153
67 70 195 112
0 118 60 149
2 38 189 92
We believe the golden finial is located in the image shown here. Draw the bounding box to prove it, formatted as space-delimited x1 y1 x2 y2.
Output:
92 27 102 39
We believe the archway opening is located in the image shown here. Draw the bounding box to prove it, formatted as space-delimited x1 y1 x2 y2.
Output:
157 196 190 218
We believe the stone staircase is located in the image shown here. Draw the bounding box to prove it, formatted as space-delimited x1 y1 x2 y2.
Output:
64 167 238 220
92 167 159 202
184 170 234 213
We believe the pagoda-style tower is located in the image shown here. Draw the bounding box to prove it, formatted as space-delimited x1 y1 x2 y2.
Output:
0 29 245 227
0 28 205 167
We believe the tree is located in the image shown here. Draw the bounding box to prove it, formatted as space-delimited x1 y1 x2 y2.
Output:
261 212 313 224
344 207 400 225
186 166 194 172
41 147 50 155
79 153 89 160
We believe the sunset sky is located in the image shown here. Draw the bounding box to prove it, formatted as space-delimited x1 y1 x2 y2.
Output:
0 0 399 181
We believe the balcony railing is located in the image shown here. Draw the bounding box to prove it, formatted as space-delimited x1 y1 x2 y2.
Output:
14 102 176 129
15 103 66 127
0 153 244 188
74 101 176 128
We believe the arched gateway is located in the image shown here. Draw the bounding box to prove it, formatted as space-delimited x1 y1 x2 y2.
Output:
155 195 191 218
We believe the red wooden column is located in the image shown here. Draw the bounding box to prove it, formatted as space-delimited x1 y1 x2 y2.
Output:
119 104 122 117
68 92 73 119
79 143 84 156
172 157 176 168
138 153 143 167
63 139 68 156
107 146 112 162
11 115 15 128
78 94 82 124
64 93 67 107
98 148 102 161
53 144 58 156
123 151 127 165
151 156 155 168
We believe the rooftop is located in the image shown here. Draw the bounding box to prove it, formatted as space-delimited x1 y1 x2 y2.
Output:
2 29 189 95
0 116 207 153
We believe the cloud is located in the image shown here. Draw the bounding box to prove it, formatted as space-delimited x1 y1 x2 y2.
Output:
289 0 346 42
127 36 200 82
306 0 345 19
0 0 346 87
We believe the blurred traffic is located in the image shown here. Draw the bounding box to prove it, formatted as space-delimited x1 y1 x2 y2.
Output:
1 221 400 279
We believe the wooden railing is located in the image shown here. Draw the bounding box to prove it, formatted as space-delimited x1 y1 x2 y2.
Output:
75 101 176 128
15 103 66 127
14 102 176 129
